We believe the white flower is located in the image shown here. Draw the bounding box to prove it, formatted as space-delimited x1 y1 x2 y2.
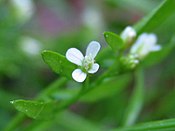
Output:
130 33 161 59
20 36 42 56
10 0 35 22
66 41 101 82
120 26 136 43
82 7 104 34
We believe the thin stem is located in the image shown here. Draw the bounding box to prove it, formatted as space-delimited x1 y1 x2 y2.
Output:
38 77 67 100
58 83 85 111
116 118 175 131
4 113 25 131
122 68 144 126
83 75 90 91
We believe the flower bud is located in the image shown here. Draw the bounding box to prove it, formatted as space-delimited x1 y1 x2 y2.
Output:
120 54 139 70
19 36 42 56
120 26 136 45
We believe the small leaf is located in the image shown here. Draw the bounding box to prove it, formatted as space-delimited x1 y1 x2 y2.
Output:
104 32 124 52
10 99 58 119
42 50 76 79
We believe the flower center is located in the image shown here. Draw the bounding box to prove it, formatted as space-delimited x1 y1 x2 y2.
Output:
82 55 94 72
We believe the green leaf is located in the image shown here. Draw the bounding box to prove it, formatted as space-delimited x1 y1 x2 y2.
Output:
104 32 124 52
135 0 175 34
116 118 175 131
10 100 58 120
42 50 76 79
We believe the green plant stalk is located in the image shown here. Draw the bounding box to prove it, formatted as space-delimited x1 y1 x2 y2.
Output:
4 113 25 131
57 85 85 111
54 69 113 112
27 63 123 130
115 118 175 131
24 110 102 131
37 78 67 100
122 68 144 126
5 63 118 131
26 69 121 130
4 77 67 131
55 60 122 111
134 0 175 34
20 75 103 131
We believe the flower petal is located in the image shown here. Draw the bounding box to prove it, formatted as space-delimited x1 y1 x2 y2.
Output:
130 33 147 54
148 34 157 45
151 45 161 51
86 41 100 59
72 69 87 82
88 63 99 74
66 48 84 66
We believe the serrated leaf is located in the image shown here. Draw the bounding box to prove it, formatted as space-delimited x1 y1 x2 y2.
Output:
10 100 58 120
104 32 124 52
42 50 76 79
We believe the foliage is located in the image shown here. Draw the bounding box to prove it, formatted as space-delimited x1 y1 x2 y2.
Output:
0 0 175 131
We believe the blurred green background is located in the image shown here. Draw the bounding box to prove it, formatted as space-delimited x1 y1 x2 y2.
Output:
0 0 175 130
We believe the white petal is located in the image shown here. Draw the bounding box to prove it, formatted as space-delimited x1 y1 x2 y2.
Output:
139 34 158 53
130 33 148 54
72 69 87 82
88 63 99 74
151 45 161 51
148 34 157 45
86 41 101 59
66 48 84 66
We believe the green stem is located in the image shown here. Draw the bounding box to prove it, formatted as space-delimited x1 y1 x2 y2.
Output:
83 75 89 91
116 118 175 131
51 69 115 113
4 113 25 131
38 77 67 100
58 82 86 111
122 68 144 126
5 59 121 131
4 78 67 131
